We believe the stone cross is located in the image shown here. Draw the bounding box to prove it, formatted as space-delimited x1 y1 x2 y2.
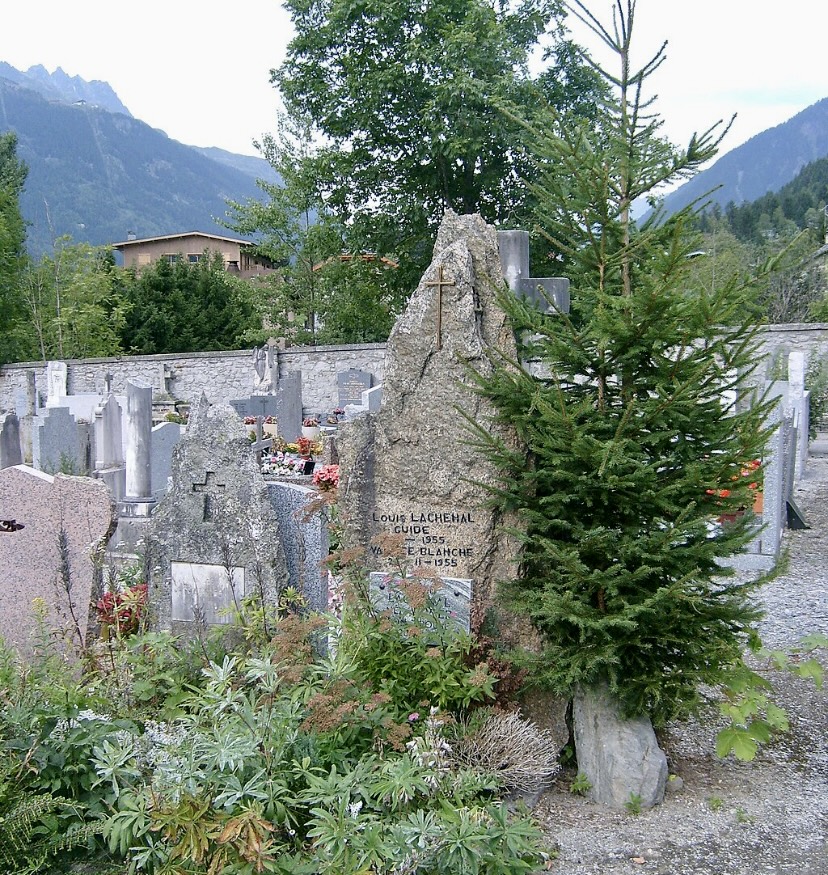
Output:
498 229 570 314
250 417 273 465
103 372 113 395
192 471 226 522
425 264 456 350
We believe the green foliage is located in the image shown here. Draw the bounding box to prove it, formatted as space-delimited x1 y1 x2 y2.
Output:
0 132 31 365
17 238 128 361
624 792 643 816
233 0 607 320
0 764 103 875
568 773 592 796
697 155 828 247
340 572 497 715
715 634 828 761
120 251 261 354
469 1 777 726
805 357 828 438
2 571 551 873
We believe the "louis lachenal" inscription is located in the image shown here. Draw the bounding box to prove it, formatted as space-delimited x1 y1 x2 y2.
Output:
371 509 474 568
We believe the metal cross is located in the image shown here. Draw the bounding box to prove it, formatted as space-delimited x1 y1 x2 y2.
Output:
250 417 274 465
425 265 455 350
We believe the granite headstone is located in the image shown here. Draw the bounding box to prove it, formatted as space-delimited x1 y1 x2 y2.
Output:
337 369 373 408
337 211 532 642
147 400 291 633
0 413 23 469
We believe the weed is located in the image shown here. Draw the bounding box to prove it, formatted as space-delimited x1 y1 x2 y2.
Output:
735 807 754 824
708 795 724 812
624 792 643 815
569 772 592 796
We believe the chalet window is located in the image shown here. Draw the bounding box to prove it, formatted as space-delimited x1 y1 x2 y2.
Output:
163 254 180 264
188 254 202 263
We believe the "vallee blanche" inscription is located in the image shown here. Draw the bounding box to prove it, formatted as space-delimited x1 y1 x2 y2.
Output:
371 509 475 569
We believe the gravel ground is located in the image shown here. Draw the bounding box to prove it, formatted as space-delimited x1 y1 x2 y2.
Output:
534 443 828 874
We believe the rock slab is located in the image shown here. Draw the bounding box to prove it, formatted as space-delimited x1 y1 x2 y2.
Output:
573 683 668 809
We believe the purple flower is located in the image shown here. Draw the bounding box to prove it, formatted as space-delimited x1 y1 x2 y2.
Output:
408 712 420 722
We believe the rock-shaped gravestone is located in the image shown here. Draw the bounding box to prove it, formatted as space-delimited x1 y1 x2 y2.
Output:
338 211 537 648
147 400 290 634
573 683 668 809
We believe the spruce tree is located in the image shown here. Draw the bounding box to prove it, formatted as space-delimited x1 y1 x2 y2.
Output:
470 0 776 726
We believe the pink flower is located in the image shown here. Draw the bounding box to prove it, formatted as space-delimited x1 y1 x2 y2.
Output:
408 712 420 722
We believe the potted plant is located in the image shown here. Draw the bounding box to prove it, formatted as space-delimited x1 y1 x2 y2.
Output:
302 416 321 440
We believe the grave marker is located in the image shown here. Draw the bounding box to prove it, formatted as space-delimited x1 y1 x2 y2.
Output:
45 361 68 407
171 561 245 624
0 413 22 469
337 211 534 635
337 369 373 408
32 406 83 474
266 481 330 614
147 401 291 634
150 421 184 500
0 466 115 659
369 571 472 633
498 229 570 314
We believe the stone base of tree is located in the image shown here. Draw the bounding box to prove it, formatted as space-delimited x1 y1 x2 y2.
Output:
573 683 668 809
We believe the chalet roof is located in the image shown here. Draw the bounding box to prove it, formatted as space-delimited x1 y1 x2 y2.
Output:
111 231 254 249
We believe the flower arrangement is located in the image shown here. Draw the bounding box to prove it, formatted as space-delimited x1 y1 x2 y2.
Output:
96 581 148 637
303 417 320 428
297 436 313 457
313 464 340 491
261 452 306 477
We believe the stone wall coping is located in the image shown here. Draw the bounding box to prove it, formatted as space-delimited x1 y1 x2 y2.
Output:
0 341 388 372
759 323 828 334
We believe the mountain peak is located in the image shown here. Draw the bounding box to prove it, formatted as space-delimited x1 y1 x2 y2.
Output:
0 61 132 116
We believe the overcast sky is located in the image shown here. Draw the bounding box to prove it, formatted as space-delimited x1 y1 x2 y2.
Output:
3 1 826 162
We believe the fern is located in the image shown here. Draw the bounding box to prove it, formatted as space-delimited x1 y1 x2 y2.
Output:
0 769 102 874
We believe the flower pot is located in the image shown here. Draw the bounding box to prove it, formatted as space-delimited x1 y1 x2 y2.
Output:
752 492 764 515
302 426 320 440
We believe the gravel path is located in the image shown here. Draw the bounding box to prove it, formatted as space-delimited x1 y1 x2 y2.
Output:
535 443 828 874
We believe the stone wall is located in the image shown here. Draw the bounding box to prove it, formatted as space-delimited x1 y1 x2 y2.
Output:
0 343 387 414
756 324 828 375
2 325 828 416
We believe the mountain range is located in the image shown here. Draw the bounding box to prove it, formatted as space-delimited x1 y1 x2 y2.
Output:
0 63 278 259
653 98 828 219
1 63 827 260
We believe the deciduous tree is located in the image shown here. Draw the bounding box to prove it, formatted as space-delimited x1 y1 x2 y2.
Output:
231 0 606 330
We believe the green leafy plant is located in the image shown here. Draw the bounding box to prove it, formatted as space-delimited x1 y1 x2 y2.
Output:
624 792 643 816
716 633 827 761
708 795 724 812
569 773 592 796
